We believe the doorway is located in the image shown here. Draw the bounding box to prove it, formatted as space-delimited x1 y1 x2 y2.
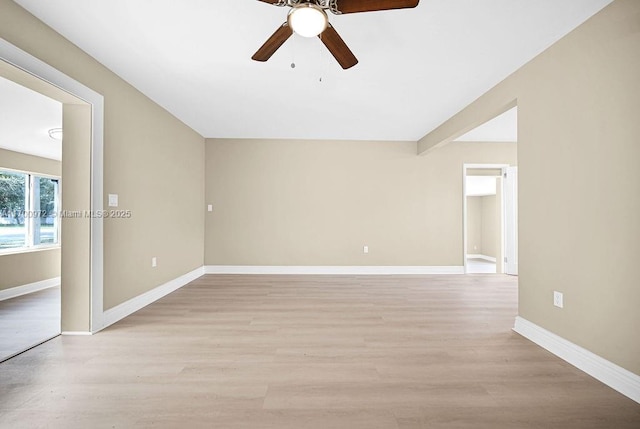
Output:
463 164 518 275
0 75 63 361
0 38 105 347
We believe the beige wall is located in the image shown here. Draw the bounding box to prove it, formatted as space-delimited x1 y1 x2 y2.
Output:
205 139 516 266
60 104 91 330
0 148 61 176
418 0 640 374
481 194 498 258
466 192 500 260
0 149 61 291
0 248 60 291
466 196 482 254
0 1 205 311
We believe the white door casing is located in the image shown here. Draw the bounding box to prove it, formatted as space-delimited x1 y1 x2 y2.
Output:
503 166 518 275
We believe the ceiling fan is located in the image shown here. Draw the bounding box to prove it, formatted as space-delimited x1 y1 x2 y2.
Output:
252 0 420 69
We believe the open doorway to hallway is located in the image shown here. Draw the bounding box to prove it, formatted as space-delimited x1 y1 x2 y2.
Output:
464 166 505 274
457 107 518 275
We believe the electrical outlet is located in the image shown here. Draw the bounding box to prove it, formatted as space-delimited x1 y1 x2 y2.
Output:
152 257 157 268
363 246 369 254
207 204 213 212
108 194 118 207
553 291 564 308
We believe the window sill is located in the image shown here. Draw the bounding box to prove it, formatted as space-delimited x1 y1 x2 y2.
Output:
0 245 61 256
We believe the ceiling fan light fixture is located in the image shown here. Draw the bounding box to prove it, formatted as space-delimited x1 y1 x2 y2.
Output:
48 128 63 141
288 3 328 38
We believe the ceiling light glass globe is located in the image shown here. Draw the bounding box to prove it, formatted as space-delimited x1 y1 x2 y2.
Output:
288 4 328 38
48 128 63 141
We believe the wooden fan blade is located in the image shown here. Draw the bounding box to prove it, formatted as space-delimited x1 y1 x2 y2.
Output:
252 23 293 62
257 0 283 4
319 24 358 70
334 0 419 14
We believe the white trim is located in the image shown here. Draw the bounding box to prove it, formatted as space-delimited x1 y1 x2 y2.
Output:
466 254 497 263
0 246 60 256
503 166 518 275
513 316 640 404
462 166 468 274
0 38 105 333
99 267 205 332
90 94 104 332
0 277 60 301
464 163 511 169
205 266 465 275
61 331 93 336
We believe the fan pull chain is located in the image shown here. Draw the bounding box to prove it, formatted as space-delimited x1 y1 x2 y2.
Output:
318 33 325 83
291 33 297 69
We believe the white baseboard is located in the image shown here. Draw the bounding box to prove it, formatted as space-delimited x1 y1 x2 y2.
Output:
204 266 465 275
513 316 640 404
0 277 60 301
466 254 497 263
61 331 93 336
99 266 205 331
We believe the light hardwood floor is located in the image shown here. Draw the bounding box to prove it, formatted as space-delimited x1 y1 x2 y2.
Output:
0 286 60 362
0 275 638 428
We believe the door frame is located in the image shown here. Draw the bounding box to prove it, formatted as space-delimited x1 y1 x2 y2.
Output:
503 166 518 275
0 38 104 333
462 163 509 274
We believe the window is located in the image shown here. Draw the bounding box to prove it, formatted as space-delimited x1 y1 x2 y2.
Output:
0 169 60 251
0 171 27 248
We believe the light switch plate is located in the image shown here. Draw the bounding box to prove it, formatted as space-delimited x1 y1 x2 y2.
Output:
208 204 213 212
108 194 118 207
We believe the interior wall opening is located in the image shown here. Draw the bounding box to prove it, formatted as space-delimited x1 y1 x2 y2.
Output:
0 41 103 358
0 73 63 361
456 106 518 276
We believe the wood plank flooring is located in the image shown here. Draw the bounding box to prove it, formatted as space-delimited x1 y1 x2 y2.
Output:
0 274 638 428
0 286 60 362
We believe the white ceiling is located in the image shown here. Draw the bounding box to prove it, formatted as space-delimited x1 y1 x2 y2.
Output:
13 0 612 141
0 76 62 161
456 106 517 142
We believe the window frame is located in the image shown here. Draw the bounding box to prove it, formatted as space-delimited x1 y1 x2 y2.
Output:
0 167 61 254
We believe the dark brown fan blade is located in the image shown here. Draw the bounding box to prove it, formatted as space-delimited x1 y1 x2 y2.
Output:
257 0 282 4
252 23 293 62
334 0 419 14
319 24 358 70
